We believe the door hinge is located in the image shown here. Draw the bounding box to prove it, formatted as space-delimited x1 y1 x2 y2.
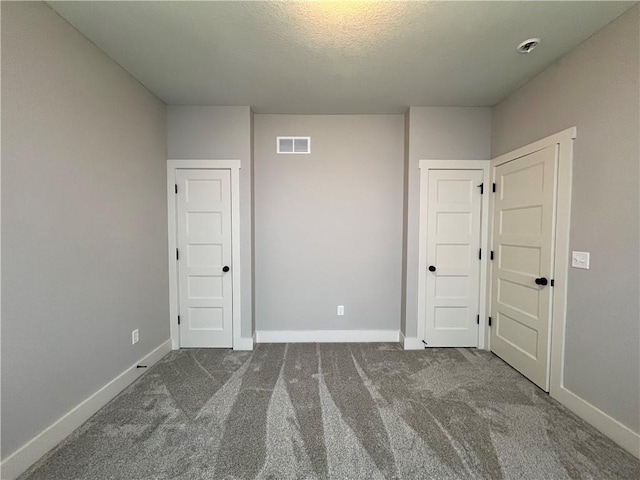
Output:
477 183 484 195
490 250 494 260
476 314 480 325
175 184 178 194
479 248 482 260
488 316 492 327
177 315 181 325
176 248 179 260
492 183 496 193
550 279 555 287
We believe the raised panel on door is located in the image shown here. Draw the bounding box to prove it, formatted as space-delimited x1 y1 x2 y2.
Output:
176 169 233 348
424 169 483 347
490 145 557 390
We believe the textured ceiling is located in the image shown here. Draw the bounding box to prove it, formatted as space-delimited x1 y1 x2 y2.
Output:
48 1 636 113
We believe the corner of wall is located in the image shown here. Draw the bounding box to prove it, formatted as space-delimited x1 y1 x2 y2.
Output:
250 109 256 336
400 110 411 335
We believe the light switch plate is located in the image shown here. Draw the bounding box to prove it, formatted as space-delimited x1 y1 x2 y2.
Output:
571 251 590 269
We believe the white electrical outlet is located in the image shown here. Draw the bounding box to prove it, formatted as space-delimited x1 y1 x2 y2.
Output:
571 251 590 269
337 305 344 316
132 329 139 345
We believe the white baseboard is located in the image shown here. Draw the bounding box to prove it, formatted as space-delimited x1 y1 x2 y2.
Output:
552 385 640 459
0 339 172 480
233 333 255 351
403 336 425 350
255 329 400 344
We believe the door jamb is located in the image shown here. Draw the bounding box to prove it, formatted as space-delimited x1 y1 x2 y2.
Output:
486 127 576 395
167 159 242 350
417 160 491 349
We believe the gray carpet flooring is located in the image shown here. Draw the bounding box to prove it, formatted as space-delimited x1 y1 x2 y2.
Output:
19 344 640 479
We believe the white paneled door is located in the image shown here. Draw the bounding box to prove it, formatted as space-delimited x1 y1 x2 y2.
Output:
425 169 483 347
490 145 557 391
176 169 233 348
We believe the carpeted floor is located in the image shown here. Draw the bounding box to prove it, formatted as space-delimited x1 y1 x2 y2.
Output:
19 344 640 479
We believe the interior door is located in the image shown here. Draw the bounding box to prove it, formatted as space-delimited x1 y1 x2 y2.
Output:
490 145 557 390
424 169 483 347
176 169 233 348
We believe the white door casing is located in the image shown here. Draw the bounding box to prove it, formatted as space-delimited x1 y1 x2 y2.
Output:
490 145 558 391
417 160 490 350
424 169 484 347
167 160 244 351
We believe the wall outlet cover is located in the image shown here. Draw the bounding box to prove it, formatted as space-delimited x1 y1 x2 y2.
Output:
337 305 344 316
132 329 139 345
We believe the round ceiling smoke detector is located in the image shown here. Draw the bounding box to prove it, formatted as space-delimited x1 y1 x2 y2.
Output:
517 38 541 54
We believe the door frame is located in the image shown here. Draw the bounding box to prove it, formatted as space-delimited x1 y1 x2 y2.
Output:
167 159 242 350
417 160 491 349
486 127 576 395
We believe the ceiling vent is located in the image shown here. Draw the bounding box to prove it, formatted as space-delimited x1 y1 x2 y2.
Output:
517 38 540 54
277 136 311 154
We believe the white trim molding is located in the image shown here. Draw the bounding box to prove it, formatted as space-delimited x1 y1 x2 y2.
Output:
416 160 490 350
255 330 400 344
553 385 640 458
167 160 247 351
400 330 425 350
0 340 172 480
233 335 255 351
403 337 425 350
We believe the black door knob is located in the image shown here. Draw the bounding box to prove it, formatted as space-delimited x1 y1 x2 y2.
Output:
428 265 436 272
222 266 230 273
535 277 548 286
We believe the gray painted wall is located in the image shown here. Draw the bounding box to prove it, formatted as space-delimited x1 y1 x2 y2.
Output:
492 6 640 433
167 106 254 338
1 2 169 459
254 115 404 332
402 107 492 338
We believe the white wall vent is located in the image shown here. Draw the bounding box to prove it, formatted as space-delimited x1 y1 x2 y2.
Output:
277 136 311 154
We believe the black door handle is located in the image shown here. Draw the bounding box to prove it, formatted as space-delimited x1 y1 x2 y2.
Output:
222 266 230 273
535 277 548 286
428 265 436 272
